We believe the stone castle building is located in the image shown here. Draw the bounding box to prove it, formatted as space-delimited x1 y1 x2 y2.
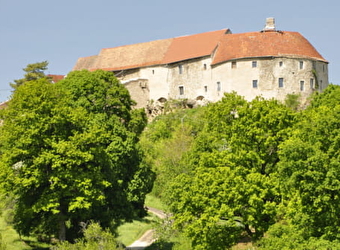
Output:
73 18 328 110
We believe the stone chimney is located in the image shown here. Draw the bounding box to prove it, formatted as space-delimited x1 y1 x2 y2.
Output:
263 17 276 31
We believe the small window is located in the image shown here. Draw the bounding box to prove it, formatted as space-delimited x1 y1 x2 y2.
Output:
152 70 155 74
279 61 283 67
252 80 258 88
204 86 208 92
300 81 304 91
231 61 237 69
310 78 314 89
179 65 183 74
278 78 284 88
203 64 207 70
252 61 257 68
179 86 184 95
299 61 304 70
217 82 221 91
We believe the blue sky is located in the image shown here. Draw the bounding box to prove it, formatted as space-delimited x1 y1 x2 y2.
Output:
0 0 339 102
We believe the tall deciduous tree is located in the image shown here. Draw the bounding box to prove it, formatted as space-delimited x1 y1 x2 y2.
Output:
166 93 296 249
0 70 153 242
278 99 340 240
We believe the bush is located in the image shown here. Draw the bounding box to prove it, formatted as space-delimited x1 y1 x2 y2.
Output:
52 222 123 250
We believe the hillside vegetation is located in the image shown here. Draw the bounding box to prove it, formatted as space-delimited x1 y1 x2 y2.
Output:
1 61 340 249
141 86 340 249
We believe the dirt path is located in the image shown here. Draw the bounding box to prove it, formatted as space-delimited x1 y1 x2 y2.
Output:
125 207 167 250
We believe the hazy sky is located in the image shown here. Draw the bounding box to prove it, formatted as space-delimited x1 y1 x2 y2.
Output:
0 0 339 102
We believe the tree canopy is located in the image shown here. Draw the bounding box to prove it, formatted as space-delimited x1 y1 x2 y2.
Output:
165 94 296 249
0 69 153 242
142 87 340 249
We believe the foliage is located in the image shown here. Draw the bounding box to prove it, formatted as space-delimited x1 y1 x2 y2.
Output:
0 70 153 242
166 93 296 249
140 108 206 198
278 101 340 240
149 216 192 250
0 234 6 250
257 222 340 250
10 61 49 89
52 222 123 250
140 85 340 249
308 83 340 109
284 93 301 110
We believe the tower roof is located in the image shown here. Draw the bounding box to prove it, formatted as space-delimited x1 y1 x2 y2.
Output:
212 31 327 65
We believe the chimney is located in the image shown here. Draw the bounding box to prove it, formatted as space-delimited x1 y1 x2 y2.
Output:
263 17 276 31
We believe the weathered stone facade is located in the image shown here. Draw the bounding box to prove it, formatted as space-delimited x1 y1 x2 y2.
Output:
73 18 328 109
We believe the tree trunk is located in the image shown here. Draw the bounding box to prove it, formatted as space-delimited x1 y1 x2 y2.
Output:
58 212 66 241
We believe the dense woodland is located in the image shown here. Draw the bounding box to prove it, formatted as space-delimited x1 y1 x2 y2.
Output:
142 85 340 249
1 62 340 249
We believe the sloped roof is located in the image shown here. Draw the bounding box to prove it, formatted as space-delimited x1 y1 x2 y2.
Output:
73 29 327 72
162 29 230 64
212 31 327 65
73 29 229 71
93 38 173 71
72 55 99 71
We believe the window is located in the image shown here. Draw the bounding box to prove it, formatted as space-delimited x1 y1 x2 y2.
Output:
204 86 208 92
179 86 184 95
299 61 304 69
279 61 283 67
203 64 207 70
231 61 237 69
152 70 155 74
179 65 183 74
278 78 284 88
300 81 305 91
252 80 258 88
310 78 314 89
252 61 257 68
217 82 221 91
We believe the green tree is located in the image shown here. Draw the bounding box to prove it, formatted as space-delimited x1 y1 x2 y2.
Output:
53 222 124 250
10 61 49 89
278 103 340 240
140 108 205 198
0 70 153 242
308 84 340 109
257 221 340 250
166 93 296 249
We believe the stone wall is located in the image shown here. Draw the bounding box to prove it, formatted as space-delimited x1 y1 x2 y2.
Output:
117 56 328 110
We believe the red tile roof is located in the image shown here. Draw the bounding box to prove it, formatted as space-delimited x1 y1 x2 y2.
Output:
73 29 327 72
162 29 230 64
212 31 327 65
47 74 65 83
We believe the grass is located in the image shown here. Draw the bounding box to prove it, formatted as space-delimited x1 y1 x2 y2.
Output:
116 213 159 246
145 194 168 211
0 213 47 250
0 194 167 249
0 209 50 250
